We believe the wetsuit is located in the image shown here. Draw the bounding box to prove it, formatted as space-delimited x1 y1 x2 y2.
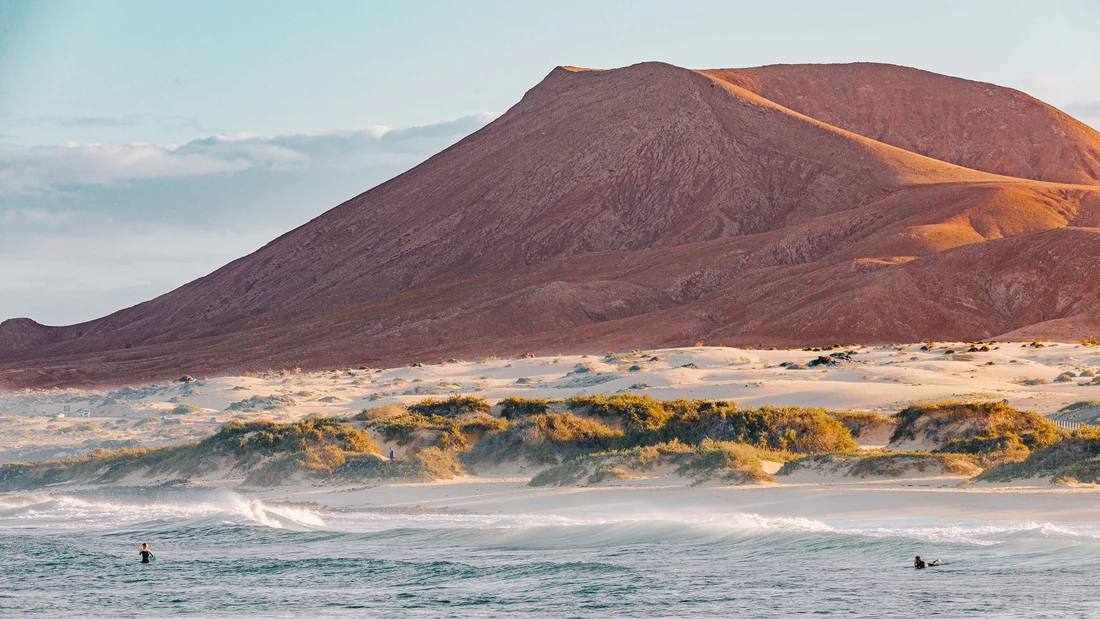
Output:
140 550 154 563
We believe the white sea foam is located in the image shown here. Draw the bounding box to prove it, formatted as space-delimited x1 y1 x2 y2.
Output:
0 492 327 531
5 491 1100 547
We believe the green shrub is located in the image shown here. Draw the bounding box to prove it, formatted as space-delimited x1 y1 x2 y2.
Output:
368 412 507 449
529 439 781 487
567 394 673 430
675 439 774 484
658 402 857 453
891 401 1060 451
530 412 621 443
464 413 621 465
407 395 490 417
499 396 551 420
0 418 379 490
977 428 1100 483
779 452 980 478
407 447 465 480
333 447 464 482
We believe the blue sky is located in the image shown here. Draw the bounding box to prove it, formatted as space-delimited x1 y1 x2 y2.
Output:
2 0 1100 324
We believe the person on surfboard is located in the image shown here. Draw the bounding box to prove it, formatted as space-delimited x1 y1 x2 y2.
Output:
913 556 941 569
140 543 156 564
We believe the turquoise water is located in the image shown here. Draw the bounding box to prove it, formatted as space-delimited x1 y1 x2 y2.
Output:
2 490 1099 617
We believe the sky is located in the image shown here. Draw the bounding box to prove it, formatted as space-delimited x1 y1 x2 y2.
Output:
2 0 1100 325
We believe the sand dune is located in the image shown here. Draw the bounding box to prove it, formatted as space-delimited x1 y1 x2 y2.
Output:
2 342 1098 465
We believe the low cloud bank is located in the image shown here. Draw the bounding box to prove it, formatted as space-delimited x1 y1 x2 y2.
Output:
0 113 496 325
0 113 496 196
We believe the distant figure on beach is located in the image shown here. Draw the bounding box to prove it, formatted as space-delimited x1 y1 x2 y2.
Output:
389 448 395 462
140 543 156 564
913 556 940 569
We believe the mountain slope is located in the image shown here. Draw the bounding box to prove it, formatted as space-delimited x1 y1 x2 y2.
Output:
3 61 1100 387
703 63 1100 185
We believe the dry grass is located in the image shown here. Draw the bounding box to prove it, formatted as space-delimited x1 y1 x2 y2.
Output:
977 427 1100 483
529 439 788 487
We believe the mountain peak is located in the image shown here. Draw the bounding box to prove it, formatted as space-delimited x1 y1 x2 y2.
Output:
4 62 1100 387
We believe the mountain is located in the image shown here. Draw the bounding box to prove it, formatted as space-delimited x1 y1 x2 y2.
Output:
4 61 1100 388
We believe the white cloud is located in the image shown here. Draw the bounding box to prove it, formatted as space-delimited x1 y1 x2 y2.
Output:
0 113 497 324
0 141 252 196
0 113 499 196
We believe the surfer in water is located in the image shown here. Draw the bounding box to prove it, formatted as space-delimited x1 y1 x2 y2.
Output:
140 543 156 564
913 556 941 569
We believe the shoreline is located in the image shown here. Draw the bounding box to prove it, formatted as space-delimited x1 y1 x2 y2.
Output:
241 475 1100 524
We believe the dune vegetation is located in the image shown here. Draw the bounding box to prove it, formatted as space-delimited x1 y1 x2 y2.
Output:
7 394 1100 489
976 427 1100 484
529 439 788 487
779 451 982 479
0 418 382 490
888 401 1060 466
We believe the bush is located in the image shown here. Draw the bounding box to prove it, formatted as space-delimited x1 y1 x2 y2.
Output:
779 452 980 478
977 428 1100 483
368 411 507 449
528 440 780 487
891 401 1059 449
463 413 620 465
530 412 621 444
499 396 550 420
170 404 200 415
658 402 857 453
675 440 774 484
407 447 465 480
407 395 490 417
567 394 673 430
889 401 1061 467
221 418 378 458
0 417 380 490
334 447 465 482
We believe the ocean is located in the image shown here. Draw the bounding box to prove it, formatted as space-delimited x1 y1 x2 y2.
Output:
2 489 1098 617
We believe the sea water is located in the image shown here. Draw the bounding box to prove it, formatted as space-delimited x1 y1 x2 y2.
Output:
2 489 1099 617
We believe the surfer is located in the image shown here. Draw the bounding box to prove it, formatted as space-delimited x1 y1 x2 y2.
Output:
389 448 395 462
913 556 940 569
140 543 156 564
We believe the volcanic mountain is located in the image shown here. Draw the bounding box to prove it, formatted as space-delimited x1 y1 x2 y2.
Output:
4 61 1100 388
